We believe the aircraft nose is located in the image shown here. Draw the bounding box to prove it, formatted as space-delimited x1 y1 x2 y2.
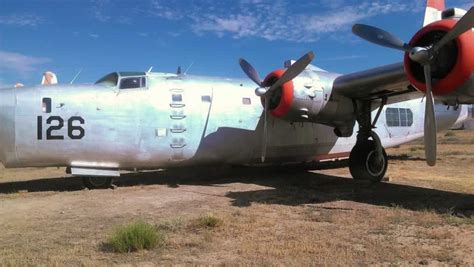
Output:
0 88 16 165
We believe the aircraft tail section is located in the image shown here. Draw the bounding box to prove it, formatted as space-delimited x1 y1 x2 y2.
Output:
424 0 446 26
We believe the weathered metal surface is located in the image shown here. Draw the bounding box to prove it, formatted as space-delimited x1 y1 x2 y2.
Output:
0 69 469 170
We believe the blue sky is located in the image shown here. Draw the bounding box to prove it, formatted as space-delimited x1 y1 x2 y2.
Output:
0 0 472 87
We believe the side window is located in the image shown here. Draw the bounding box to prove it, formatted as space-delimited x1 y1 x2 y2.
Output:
119 77 147 90
42 97 52 113
400 108 408 127
386 108 413 127
386 108 399 127
172 94 183 102
407 109 414 126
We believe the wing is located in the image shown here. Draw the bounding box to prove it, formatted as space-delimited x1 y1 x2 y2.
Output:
332 62 423 104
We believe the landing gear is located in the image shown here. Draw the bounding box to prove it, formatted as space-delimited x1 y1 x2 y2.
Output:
349 139 387 182
349 98 388 182
82 176 113 189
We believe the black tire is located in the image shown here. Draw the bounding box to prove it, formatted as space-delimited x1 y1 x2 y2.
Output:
82 176 113 189
349 140 388 182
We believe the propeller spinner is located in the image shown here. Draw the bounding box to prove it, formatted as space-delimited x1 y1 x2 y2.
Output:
352 7 474 166
239 51 315 162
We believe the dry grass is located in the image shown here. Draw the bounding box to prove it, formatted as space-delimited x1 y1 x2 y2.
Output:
194 213 222 229
0 130 473 265
158 217 185 232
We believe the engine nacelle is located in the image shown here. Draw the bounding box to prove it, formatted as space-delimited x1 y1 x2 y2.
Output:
262 69 332 122
404 18 474 95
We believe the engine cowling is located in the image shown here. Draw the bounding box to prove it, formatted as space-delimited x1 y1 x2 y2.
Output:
261 69 329 122
404 19 474 95
262 69 295 118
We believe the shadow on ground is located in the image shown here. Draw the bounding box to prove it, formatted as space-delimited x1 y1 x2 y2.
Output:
387 155 426 161
1 163 473 216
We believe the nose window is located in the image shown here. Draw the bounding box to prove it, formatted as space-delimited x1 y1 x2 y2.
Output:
42 97 52 113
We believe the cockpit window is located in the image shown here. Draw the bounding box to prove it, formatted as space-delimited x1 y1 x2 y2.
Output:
95 72 147 90
95 73 119 87
119 76 146 89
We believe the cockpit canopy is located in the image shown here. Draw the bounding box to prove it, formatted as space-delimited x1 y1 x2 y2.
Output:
95 72 147 89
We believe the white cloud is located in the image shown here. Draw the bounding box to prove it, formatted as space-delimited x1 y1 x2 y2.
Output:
0 14 43 27
90 0 135 24
89 33 100 38
147 0 423 42
0 51 51 73
149 0 184 20
91 0 111 22
193 15 259 38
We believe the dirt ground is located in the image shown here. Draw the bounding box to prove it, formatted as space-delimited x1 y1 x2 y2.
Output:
0 130 473 265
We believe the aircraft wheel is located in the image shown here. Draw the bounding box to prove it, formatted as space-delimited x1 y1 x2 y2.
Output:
349 140 387 182
83 176 113 189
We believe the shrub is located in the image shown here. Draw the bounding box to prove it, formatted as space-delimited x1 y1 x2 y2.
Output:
108 221 165 253
197 213 222 228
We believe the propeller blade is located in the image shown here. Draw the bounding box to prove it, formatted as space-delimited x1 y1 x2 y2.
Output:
261 98 269 162
239 58 262 87
433 7 474 52
423 64 437 166
264 51 315 97
352 24 411 52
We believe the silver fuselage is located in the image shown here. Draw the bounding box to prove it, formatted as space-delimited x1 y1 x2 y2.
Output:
0 71 468 170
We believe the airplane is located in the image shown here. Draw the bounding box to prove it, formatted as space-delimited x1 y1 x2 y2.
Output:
0 0 473 189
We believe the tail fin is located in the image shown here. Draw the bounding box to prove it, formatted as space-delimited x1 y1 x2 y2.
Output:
424 0 446 26
41 71 58 85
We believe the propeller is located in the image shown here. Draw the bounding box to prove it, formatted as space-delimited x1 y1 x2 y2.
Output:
239 58 263 87
352 7 474 166
423 64 437 166
239 51 315 162
433 7 474 52
352 24 412 52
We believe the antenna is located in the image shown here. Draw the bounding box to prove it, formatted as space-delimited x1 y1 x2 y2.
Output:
177 66 182 75
70 68 83 84
147 66 153 73
184 62 194 75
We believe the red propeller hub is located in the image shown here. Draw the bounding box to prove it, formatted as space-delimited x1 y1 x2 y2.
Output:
261 69 294 118
404 19 474 95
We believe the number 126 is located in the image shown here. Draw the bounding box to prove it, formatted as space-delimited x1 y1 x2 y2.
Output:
37 116 85 140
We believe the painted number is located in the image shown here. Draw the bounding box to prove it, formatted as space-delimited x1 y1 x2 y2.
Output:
37 116 85 140
68 116 85 139
46 116 64 140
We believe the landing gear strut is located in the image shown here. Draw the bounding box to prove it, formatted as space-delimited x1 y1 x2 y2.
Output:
349 99 388 182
